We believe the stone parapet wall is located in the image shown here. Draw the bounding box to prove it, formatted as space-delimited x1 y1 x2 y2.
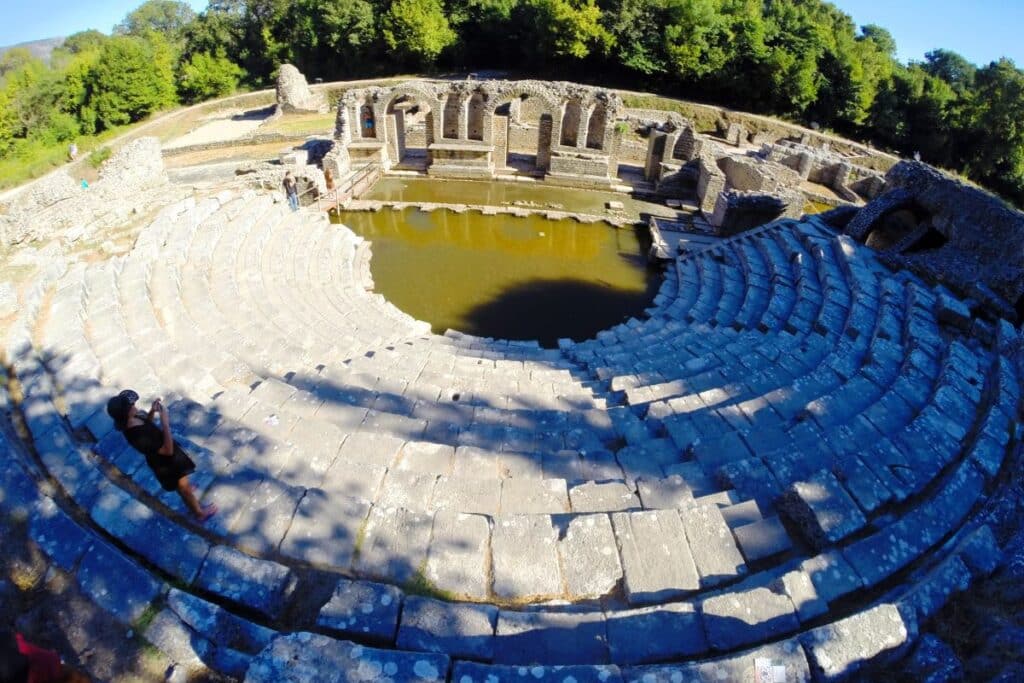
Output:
696 153 727 216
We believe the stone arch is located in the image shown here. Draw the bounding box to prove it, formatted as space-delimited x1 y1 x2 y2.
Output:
585 101 608 150
382 83 439 170
484 84 560 174
863 202 931 251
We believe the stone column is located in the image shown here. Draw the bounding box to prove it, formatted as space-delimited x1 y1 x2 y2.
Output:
392 108 407 165
384 114 399 170
606 124 622 179
493 114 509 171
576 105 591 149
644 132 667 181
549 106 564 151
664 130 682 161
457 94 471 141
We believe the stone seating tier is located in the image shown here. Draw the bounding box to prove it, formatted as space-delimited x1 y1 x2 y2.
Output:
1 190 1017 680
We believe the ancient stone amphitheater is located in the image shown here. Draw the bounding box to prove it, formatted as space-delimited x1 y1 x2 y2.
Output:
1 77 1022 682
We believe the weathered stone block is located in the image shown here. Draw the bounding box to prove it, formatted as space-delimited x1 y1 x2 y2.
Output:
196 546 295 620
396 596 498 660
494 610 608 665
316 578 403 644
606 603 707 664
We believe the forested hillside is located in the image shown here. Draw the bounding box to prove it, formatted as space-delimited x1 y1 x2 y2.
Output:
2 0 1023 206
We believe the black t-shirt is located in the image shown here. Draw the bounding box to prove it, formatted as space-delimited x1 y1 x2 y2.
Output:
124 419 196 491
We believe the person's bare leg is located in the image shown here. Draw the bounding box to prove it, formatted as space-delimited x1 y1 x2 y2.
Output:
176 477 205 518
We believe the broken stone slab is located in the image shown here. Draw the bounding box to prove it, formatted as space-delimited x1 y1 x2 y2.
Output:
635 475 694 509
144 608 209 669
611 509 700 605
779 469 867 549
167 588 277 655
396 596 498 661
781 569 828 622
494 609 609 665
700 586 800 651
569 481 641 512
491 514 562 600
800 551 864 605
316 578 403 645
424 511 490 600
733 516 794 562
499 478 570 514
354 506 434 585
606 602 708 665
77 539 165 625
557 513 623 599
679 503 747 588
196 546 296 621
622 637 810 682
278 488 369 570
244 632 450 682
801 603 914 682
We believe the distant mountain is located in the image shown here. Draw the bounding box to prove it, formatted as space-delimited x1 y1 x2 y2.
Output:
0 37 65 63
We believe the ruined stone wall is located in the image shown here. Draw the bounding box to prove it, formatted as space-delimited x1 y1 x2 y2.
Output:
0 137 168 246
697 153 727 216
507 126 541 154
710 189 797 235
845 161 1024 308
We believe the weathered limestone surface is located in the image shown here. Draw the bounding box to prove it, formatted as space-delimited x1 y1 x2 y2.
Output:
316 578 402 644
801 603 913 681
275 64 327 113
244 633 450 682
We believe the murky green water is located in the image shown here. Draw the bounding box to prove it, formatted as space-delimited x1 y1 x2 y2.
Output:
364 177 667 219
331 207 661 347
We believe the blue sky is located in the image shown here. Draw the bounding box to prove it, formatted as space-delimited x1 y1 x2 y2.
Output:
2 0 1023 69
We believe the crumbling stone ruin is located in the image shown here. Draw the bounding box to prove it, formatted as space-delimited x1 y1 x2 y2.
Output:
2 77 1024 683
0 136 168 246
843 160 1024 317
275 63 328 114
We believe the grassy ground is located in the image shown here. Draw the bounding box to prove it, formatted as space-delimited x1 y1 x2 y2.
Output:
260 111 335 136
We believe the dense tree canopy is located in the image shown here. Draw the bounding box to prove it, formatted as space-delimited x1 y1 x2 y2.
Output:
3 0 1024 206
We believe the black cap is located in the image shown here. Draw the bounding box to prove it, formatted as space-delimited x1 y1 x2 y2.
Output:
106 389 139 427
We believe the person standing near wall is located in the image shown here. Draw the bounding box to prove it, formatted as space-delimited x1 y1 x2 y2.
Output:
283 171 299 211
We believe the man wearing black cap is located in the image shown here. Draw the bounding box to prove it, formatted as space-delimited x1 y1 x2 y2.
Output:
107 390 217 522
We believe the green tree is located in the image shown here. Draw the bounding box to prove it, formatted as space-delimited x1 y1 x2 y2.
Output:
524 0 612 61
178 51 246 102
279 0 377 76
382 0 457 67
87 35 178 129
115 0 197 41
922 48 976 95
958 58 1024 203
60 30 109 55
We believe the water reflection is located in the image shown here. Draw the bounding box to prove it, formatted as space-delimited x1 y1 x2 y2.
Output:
332 207 662 347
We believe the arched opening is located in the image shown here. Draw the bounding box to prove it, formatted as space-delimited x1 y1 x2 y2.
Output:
468 93 485 141
443 93 461 139
1015 294 1024 325
585 103 607 150
864 208 921 251
359 100 376 139
560 100 581 147
903 225 949 253
387 94 433 171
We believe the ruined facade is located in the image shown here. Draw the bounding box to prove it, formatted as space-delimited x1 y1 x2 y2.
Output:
326 80 624 187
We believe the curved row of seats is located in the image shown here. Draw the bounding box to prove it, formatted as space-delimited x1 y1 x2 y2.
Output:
1 188 1017 680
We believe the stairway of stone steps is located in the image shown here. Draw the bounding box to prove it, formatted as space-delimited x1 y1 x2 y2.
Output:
0 191 1019 681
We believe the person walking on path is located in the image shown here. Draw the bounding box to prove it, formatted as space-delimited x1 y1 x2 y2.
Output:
283 171 299 211
106 390 217 522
